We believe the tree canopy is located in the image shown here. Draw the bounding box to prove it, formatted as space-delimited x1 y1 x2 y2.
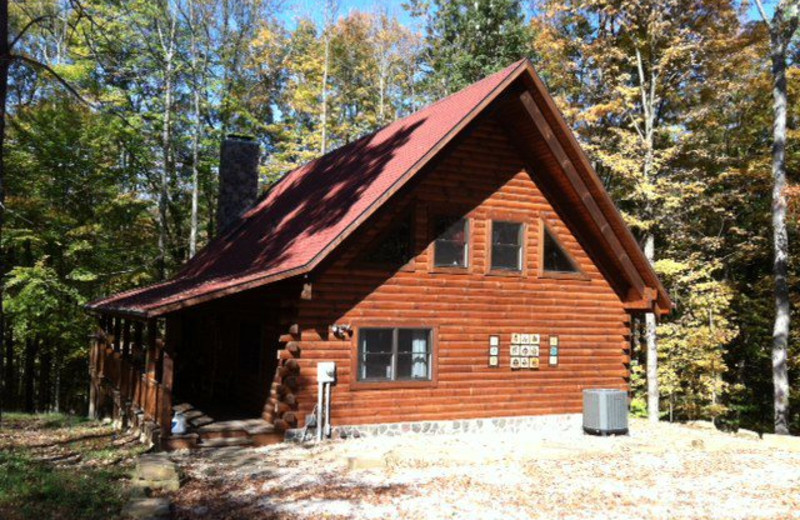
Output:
0 0 797 433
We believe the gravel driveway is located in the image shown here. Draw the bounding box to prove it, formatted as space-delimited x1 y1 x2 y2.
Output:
164 419 800 520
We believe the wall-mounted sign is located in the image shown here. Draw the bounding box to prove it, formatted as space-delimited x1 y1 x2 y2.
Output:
512 333 540 345
549 336 559 366
510 332 540 370
488 335 500 368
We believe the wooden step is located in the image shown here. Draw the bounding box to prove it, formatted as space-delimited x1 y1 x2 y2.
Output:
198 429 249 440
183 409 206 421
251 432 285 447
189 415 215 428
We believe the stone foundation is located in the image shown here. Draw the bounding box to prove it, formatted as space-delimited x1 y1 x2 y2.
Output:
286 413 582 442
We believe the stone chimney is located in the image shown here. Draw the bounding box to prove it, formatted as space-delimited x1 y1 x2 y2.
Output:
217 135 260 233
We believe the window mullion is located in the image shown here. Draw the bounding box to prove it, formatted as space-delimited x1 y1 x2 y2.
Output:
392 328 399 381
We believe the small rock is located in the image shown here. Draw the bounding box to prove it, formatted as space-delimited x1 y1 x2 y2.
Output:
686 420 717 431
121 497 170 519
735 429 761 440
345 455 385 470
136 456 178 482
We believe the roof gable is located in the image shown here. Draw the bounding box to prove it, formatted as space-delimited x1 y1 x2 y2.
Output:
88 59 670 317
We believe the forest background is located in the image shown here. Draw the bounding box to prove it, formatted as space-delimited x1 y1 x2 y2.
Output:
1 0 798 434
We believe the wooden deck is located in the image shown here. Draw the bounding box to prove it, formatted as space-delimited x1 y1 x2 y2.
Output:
164 402 284 450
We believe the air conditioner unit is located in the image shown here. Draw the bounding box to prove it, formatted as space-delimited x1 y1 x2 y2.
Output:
583 389 628 436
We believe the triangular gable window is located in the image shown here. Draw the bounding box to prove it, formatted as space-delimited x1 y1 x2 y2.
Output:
543 226 579 273
362 214 413 267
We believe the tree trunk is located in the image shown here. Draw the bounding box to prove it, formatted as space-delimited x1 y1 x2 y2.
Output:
188 0 201 258
644 234 659 423
320 33 330 155
320 0 337 155
157 11 177 279
39 345 51 412
768 27 791 435
3 326 12 411
0 0 8 422
634 45 660 424
23 338 37 413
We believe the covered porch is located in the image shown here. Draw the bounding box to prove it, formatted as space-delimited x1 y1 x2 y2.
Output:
87 282 305 450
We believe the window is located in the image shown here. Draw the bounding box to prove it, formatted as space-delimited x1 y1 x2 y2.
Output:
491 221 523 271
363 215 413 266
434 216 468 268
543 227 579 273
359 328 432 382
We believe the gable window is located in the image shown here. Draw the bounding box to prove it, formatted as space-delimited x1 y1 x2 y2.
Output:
491 221 523 271
359 328 431 382
434 216 468 268
543 226 579 273
363 214 413 267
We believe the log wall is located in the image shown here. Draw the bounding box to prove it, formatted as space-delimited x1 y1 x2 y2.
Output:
291 115 631 428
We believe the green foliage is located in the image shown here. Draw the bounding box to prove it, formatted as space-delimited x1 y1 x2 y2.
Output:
656 258 738 421
2 0 797 433
533 0 799 430
0 414 141 520
413 0 532 94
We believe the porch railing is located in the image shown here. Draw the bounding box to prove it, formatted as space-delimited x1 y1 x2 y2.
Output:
88 317 173 444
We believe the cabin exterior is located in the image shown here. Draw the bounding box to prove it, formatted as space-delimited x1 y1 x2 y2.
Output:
86 60 670 449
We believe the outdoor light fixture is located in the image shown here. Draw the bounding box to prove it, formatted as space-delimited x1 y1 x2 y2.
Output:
331 324 352 338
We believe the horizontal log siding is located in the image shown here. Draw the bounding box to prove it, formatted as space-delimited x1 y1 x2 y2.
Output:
294 117 630 427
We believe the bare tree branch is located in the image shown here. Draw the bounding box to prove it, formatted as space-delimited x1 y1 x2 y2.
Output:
753 0 770 25
11 53 92 107
9 14 55 50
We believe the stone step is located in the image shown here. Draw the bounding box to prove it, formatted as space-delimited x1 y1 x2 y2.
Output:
199 436 254 448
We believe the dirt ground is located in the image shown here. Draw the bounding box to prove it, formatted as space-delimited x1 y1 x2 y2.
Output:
165 418 800 520
0 413 147 520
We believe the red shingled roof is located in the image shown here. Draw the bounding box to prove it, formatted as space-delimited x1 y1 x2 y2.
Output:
87 60 528 317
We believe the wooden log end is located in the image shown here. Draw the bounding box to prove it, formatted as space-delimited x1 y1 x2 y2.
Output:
282 412 298 427
282 375 299 392
285 342 301 357
282 358 300 373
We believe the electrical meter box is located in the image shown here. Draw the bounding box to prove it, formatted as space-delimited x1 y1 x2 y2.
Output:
317 361 337 384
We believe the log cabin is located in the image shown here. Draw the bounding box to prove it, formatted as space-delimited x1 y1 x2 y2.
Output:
86 59 671 449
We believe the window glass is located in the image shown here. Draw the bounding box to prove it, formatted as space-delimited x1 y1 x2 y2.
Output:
363 215 413 266
360 329 394 380
397 329 430 379
359 328 431 382
543 227 578 273
434 217 468 267
491 221 522 271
